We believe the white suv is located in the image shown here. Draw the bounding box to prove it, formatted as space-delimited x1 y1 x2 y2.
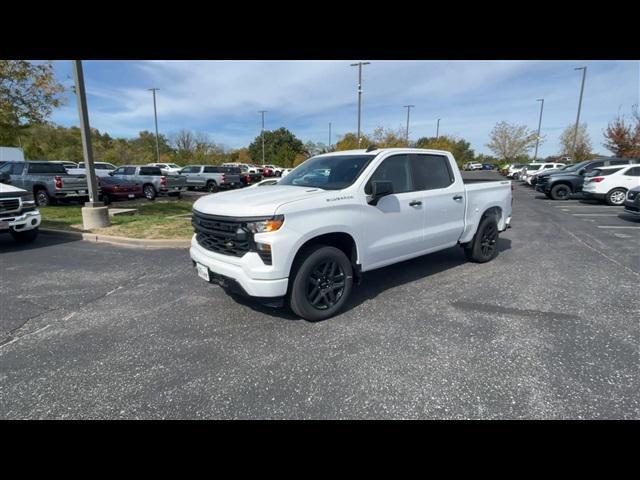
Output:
583 165 640 205
520 163 565 185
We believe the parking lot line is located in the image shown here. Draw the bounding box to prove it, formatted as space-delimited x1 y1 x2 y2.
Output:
571 213 621 217
596 225 640 229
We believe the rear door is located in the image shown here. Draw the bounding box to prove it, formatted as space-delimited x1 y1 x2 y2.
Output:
411 153 465 250
620 166 640 190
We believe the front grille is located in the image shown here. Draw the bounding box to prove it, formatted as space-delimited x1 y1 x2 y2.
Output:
192 210 251 257
0 197 20 213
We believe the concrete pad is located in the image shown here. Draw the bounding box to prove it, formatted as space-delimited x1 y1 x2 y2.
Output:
108 208 139 217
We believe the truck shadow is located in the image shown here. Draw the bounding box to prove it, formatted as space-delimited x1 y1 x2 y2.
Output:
231 237 512 322
0 233 80 252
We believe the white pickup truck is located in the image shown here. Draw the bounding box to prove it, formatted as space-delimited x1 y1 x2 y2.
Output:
190 148 513 321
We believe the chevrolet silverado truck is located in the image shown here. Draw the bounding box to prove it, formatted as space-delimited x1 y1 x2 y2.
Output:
0 160 90 206
0 175 41 243
110 165 187 200
190 148 513 321
180 165 242 192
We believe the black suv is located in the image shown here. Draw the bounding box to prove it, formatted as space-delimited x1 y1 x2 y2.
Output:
535 157 640 200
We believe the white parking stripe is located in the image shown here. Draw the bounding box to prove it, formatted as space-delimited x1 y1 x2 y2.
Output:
572 213 620 216
597 225 640 229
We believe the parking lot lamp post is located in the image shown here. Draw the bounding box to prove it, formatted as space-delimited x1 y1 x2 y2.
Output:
72 60 109 229
328 122 332 150
436 118 441 139
404 105 414 146
572 66 587 160
350 62 370 147
259 110 267 164
533 98 544 161
148 88 161 163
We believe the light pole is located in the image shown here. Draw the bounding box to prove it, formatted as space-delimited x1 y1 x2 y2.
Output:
403 105 414 146
533 98 544 161
72 60 109 229
148 88 161 163
328 122 332 150
436 118 441 139
258 110 267 164
350 61 371 147
572 66 587 160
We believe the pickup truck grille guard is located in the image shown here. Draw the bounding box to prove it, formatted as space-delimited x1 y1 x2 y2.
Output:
192 210 272 264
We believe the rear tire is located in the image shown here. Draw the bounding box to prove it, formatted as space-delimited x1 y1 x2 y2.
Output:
206 181 219 193
10 227 39 244
34 188 51 207
605 188 627 206
550 183 572 201
102 194 112 205
143 184 156 200
288 245 353 322
463 216 499 263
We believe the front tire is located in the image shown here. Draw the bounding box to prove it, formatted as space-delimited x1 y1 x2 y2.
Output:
606 188 627 206
550 183 572 200
10 227 39 244
463 216 499 263
289 245 353 322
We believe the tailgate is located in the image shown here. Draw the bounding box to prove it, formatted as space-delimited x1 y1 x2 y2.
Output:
61 175 88 189
167 175 187 188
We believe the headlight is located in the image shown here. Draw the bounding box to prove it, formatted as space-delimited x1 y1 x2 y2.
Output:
245 215 284 234
21 194 36 207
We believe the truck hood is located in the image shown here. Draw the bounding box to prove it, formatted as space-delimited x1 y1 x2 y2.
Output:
192 185 325 217
0 182 27 195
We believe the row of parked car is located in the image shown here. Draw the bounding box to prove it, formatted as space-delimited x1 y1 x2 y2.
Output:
500 158 640 214
0 159 292 206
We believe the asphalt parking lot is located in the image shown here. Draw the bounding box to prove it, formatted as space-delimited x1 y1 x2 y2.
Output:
1 171 638 419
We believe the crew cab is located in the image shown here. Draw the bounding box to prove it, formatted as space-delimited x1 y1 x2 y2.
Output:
0 160 91 206
110 165 187 200
190 148 513 321
180 165 242 192
536 158 640 200
0 175 41 243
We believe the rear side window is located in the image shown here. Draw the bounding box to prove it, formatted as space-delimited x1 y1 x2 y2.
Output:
203 166 221 173
28 162 67 174
139 167 161 175
411 154 454 190
624 167 640 176
609 159 630 165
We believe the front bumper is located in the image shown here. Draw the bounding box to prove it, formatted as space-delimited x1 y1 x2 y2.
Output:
190 238 288 298
582 191 605 201
0 210 41 232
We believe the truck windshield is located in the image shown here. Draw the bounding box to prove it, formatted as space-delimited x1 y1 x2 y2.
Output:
278 154 376 190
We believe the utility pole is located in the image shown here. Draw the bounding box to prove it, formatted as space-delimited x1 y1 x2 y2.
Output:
436 118 441 139
350 62 371 147
148 88 161 163
403 105 415 146
572 66 587 160
258 110 267 164
328 122 332 150
533 98 544 161
72 60 109 229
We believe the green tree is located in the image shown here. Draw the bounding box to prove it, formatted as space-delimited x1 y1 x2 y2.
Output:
414 135 475 168
247 127 305 167
0 61 66 145
486 121 538 162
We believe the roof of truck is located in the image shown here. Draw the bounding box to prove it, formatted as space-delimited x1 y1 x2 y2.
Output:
316 148 453 157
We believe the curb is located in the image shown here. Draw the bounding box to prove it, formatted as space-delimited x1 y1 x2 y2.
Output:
40 228 191 249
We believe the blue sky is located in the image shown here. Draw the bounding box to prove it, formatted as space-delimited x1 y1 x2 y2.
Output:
48 60 639 158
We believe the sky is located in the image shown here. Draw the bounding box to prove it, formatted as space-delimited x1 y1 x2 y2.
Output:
48 60 639 158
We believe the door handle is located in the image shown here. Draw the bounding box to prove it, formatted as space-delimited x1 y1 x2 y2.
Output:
453 195 463 200
409 200 422 207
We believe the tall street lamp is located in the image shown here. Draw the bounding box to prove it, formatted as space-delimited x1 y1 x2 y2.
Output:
403 105 415 146
572 66 587 160
436 118 441 139
533 98 544 161
258 110 267 164
148 88 161 163
350 62 371 147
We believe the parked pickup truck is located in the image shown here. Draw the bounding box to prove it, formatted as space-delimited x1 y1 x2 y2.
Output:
0 174 42 243
0 160 90 206
67 161 117 177
110 165 187 200
190 148 513 321
180 165 242 192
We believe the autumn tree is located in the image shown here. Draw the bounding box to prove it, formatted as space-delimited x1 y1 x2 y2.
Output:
0 61 66 145
603 109 640 158
486 121 538 163
335 132 372 150
559 123 593 162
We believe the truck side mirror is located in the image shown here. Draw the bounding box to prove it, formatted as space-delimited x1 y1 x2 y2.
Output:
0 171 10 184
578 168 586 175
367 180 394 206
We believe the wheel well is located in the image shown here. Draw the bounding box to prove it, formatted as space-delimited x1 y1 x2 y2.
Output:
143 183 155 190
481 206 502 223
33 185 47 194
293 232 358 268
551 181 573 191
608 187 627 194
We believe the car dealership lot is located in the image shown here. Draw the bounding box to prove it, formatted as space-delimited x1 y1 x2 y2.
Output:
1 172 638 419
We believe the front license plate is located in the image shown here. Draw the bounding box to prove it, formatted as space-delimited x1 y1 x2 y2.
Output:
128 194 135 198
196 262 210 282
